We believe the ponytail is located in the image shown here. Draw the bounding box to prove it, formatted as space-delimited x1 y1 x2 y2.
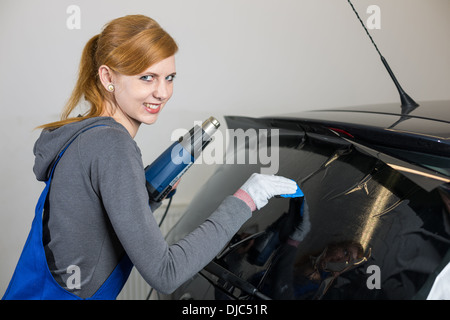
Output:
63 34 104 120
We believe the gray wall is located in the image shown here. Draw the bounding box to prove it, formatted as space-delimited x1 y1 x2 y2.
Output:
1 0 449 296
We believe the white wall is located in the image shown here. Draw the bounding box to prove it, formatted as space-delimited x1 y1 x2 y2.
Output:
1 0 449 297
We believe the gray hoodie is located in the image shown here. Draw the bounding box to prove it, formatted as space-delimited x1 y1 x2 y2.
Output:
33 116 251 298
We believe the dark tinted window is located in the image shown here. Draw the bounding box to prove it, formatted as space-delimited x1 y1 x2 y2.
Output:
166 131 450 300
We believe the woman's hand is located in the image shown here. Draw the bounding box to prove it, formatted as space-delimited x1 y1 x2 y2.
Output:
234 173 298 211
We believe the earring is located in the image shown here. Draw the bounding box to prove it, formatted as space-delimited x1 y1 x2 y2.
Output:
107 83 115 92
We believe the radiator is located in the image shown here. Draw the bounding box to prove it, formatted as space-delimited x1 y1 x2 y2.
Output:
117 203 186 300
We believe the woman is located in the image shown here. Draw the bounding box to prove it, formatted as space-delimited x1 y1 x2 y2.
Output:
3 15 297 300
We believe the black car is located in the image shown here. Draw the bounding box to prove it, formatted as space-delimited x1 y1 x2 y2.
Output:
164 100 450 300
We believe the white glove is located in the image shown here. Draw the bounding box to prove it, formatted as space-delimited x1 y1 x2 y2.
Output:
239 173 298 210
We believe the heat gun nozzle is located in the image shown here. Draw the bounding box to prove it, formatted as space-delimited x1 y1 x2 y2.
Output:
202 116 220 137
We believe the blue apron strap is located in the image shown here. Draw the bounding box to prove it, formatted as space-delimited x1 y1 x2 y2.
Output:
89 254 133 300
3 124 133 300
35 124 108 224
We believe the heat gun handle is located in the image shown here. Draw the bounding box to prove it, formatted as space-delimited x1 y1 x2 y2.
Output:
145 142 194 202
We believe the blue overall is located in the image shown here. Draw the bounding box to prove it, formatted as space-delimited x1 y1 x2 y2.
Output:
2 126 133 300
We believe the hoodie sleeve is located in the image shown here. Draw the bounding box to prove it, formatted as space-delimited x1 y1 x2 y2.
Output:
80 126 251 294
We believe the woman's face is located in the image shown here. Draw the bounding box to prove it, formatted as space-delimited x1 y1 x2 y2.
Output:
108 55 176 137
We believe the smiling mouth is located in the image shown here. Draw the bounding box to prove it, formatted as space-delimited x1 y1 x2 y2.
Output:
143 103 161 113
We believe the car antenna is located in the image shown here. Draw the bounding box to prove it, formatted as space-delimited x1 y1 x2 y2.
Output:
347 0 419 109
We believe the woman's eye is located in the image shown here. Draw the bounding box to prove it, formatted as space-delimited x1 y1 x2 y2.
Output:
166 74 176 82
140 75 154 81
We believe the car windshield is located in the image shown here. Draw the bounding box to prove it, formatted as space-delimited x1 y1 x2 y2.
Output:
166 128 450 300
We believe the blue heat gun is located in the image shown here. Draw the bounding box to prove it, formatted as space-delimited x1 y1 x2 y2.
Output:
145 117 220 202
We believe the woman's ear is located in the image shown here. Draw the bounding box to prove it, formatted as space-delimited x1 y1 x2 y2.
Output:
98 65 115 91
